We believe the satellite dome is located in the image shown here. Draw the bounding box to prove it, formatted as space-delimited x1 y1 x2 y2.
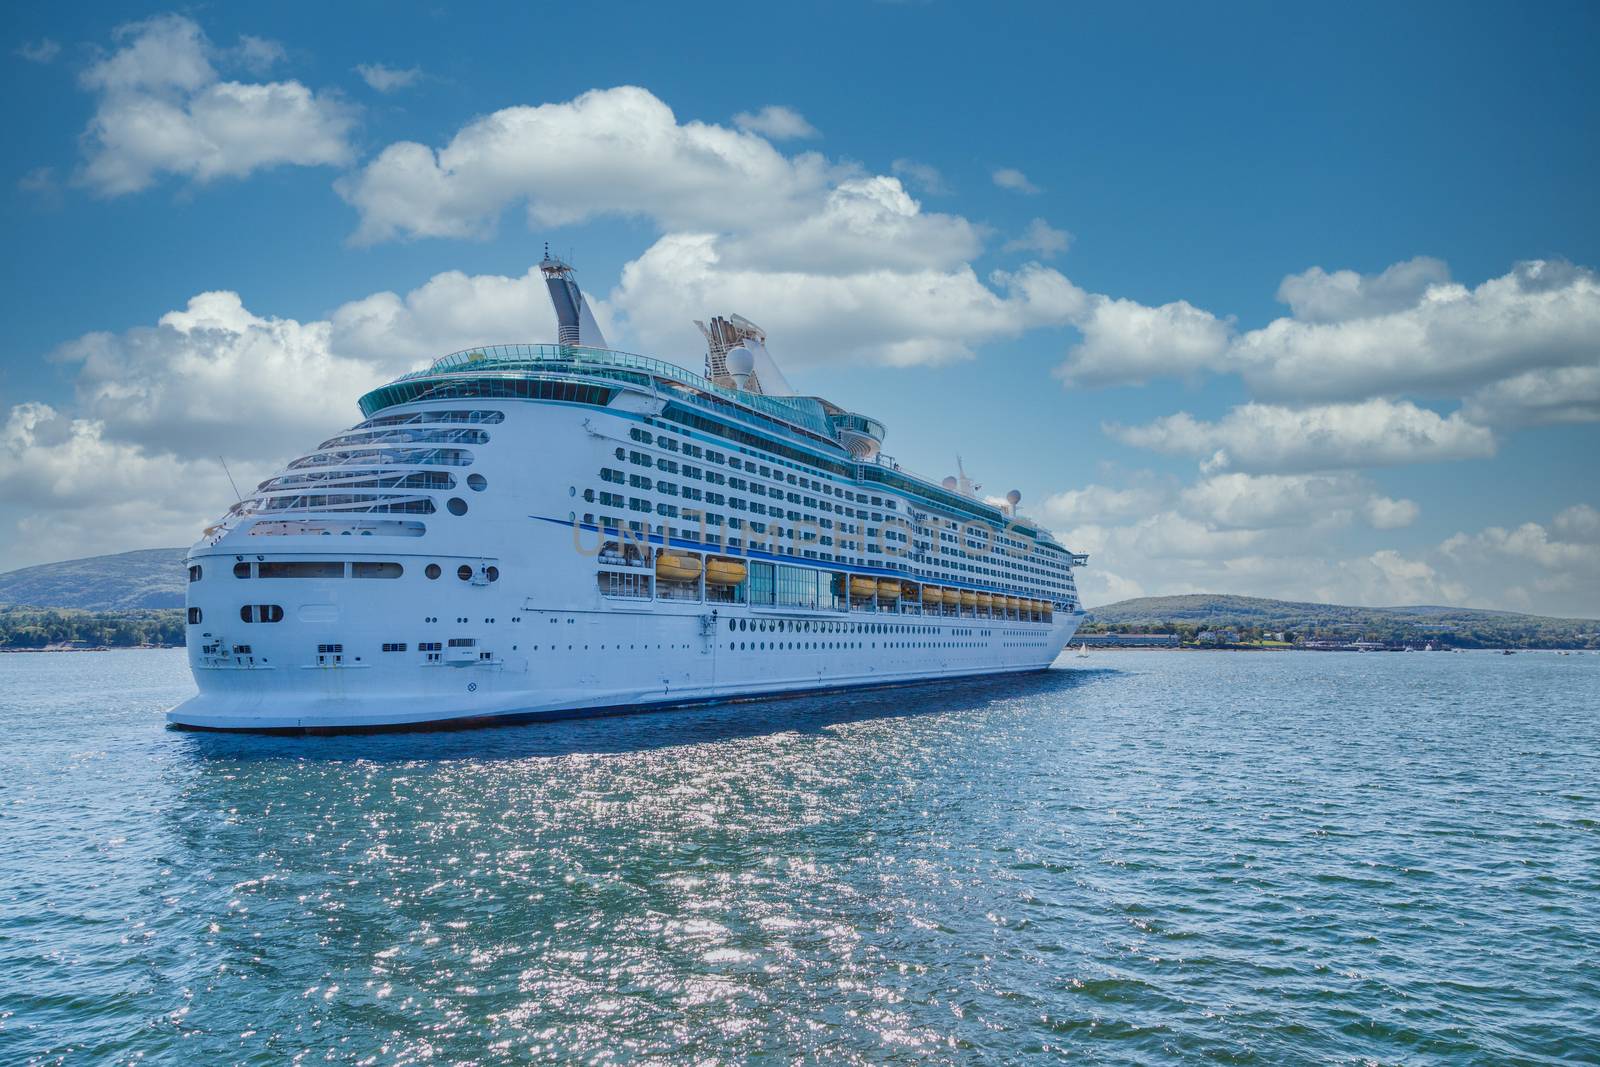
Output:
1006 489 1022 507
725 344 756 378
942 476 958 490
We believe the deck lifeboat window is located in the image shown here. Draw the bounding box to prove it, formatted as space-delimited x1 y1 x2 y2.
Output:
446 497 468 515
425 563 442 580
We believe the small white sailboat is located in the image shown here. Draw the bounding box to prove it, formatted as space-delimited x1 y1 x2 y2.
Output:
1076 642 1089 658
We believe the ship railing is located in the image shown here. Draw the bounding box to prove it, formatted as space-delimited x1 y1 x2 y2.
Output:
399 343 838 441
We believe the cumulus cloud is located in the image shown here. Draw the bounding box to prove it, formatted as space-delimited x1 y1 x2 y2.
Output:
337 86 836 243
0 402 252 569
1235 259 1600 403
1055 257 1600 420
1057 494 1600 617
991 167 1040 194
1057 295 1234 387
53 291 401 462
1002 217 1071 258
1462 362 1600 427
1178 472 1417 531
731 104 818 140
1274 256 1451 324
611 234 1083 367
16 38 61 63
355 63 422 93
1108 399 1496 473
76 14 354 196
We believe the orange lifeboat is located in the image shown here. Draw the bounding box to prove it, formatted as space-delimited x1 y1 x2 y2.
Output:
849 575 878 599
655 552 702 583
959 590 978 609
704 557 747 586
876 579 902 601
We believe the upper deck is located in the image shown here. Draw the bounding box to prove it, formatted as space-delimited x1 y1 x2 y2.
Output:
359 343 1068 549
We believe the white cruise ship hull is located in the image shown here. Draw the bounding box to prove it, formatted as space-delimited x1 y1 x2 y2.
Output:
168 609 1081 732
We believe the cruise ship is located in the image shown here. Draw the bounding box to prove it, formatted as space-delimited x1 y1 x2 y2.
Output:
169 255 1087 731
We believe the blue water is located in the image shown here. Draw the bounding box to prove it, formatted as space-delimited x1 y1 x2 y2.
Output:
1 650 1596 1064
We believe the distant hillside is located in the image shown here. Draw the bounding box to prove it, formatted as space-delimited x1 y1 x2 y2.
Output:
1085 594 1599 649
0 548 188 611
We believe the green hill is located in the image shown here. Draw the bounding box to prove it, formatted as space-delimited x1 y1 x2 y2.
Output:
1084 594 1599 649
0 547 188 611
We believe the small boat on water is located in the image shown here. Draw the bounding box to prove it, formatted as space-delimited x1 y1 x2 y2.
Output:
1076 642 1088 658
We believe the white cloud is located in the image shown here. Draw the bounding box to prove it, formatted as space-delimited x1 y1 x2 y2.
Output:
1274 256 1451 323
1054 258 1600 420
1178 472 1417 531
0 403 250 569
1035 484 1165 526
1462 362 1600 427
1109 399 1496 473
355 63 422 93
53 291 398 462
16 38 61 63
991 167 1040 194
610 234 1083 367
891 158 948 195
1002 217 1071 258
1553 504 1600 543
338 86 836 243
1056 295 1233 387
1235 259 1600 403
232 35 285 74
76 14 355 196
731 104 818 140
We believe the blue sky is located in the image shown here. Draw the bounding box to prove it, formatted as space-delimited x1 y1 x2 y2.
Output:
2 2 1597 615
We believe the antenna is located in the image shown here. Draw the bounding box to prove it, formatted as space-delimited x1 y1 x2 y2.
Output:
218 456 242 503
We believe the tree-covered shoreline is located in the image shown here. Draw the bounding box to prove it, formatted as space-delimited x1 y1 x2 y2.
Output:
0 607 184 650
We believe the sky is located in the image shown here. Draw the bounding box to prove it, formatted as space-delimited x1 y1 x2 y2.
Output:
2 1 1597 616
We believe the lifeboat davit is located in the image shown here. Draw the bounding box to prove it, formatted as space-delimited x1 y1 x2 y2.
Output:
849 575 878 599
654 551 702 583
704 557 747 586
876 579 901 600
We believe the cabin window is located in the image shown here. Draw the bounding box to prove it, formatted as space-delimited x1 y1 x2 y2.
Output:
467 473 488 492
233 562 251 578
187 607 203 624
382 643 407 652
239 604 285 623
188 564 202 582
258 561 343 579
352 561 403 579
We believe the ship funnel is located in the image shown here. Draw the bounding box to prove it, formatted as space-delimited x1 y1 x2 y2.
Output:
540 248 609 348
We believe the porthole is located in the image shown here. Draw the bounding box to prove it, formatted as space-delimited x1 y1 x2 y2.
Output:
425 563 442 580
469 474 488 492
485 566 500 583
447 497 468 516
457 564 473 581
